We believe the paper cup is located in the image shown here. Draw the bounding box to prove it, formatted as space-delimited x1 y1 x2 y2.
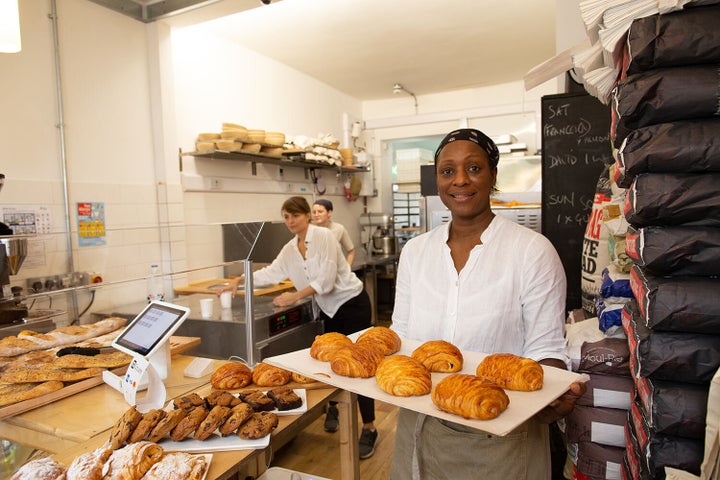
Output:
220 291 232 309
200 298 214 318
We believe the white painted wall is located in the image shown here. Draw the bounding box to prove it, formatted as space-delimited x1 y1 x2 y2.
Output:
0 0 587 323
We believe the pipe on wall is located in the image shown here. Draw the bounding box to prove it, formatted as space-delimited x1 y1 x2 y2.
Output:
49 0 80 323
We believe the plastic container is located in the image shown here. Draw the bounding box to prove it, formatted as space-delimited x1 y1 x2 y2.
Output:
256 467 331 480
147 263 165 303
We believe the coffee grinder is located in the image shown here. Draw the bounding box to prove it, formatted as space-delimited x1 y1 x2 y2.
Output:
0 174 30 325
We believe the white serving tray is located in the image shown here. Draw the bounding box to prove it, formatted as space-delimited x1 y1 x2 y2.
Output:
263 331 588 436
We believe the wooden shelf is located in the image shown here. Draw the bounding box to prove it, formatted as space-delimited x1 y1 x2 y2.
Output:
182 149 369 175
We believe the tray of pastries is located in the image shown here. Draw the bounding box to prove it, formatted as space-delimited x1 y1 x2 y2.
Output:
263 326 588 436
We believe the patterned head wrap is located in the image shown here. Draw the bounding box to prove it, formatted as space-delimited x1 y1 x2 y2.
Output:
434 128 500 167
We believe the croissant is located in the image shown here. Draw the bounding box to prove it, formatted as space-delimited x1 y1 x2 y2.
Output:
355 326 402 355
375 355 431 396
252 362 292 387
330 343 385 378
310 332 353 361
475 353 544 391
211 361 253 390
411 340 464 373
431 373 510 420
102 440 164 480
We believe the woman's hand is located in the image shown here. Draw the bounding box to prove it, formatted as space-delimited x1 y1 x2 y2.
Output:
533 381 586 424
273 291 298 307
216 276 243 298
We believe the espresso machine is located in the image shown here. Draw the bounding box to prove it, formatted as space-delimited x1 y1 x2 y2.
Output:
360 212 397 256
0 175 30 325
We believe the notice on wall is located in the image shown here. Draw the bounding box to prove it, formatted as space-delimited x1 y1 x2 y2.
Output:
77 202 106 246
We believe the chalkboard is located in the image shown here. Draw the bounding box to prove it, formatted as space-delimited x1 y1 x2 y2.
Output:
541 93 613 311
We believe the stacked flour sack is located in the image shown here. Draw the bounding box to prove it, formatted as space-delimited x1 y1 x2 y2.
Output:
563 160 636 480
564 310 634 480
610 5 720 479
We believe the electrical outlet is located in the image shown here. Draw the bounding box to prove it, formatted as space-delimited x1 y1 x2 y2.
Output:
210 178 222 190
27 271 92 292
286 183 294 192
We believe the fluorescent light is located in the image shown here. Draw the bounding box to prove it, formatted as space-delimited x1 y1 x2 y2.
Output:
0 0 22 53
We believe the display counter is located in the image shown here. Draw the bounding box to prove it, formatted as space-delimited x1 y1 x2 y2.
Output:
1 352 360 479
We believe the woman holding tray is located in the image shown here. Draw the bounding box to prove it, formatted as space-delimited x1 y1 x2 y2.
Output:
217 196 379 459
389 129 586 480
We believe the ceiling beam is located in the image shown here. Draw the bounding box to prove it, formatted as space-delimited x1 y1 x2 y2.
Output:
86 0 227 23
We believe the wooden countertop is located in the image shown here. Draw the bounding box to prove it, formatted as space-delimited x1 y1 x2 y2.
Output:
1 348 360 479
0 352 215 454
51 387 354 480
174 278 294 296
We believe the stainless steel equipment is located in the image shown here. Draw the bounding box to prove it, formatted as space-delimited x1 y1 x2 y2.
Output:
360 212 397 255
1 235 30 325
1 172 30 325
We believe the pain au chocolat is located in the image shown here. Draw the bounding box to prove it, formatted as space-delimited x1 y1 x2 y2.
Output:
475 353 544 391
431 373 510 420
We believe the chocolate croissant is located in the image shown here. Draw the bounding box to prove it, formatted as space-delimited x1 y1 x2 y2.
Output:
210 361 253 390
375 355 431 396
431 374 510 420
310 332 353 361
251 362 292 387
475 353 544 391
330 343 384 378
411 340 464 373
355 326 402 355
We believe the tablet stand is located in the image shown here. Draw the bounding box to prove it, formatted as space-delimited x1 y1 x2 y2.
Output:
102 341 171 411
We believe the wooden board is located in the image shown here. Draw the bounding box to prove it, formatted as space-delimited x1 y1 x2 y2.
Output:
0 336 200 420
173 278 294 296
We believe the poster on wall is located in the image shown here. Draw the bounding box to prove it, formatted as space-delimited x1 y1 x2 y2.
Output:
77 202 106 246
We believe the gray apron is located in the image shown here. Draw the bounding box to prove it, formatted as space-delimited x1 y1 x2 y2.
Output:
390 408 551 480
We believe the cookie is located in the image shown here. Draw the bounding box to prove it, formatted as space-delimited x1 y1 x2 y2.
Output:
109 406 143 449
237 411 279 440
170 406 208 442
194 405 231 440
147 409 186 443
128 408 166 443
219 402 254 436
173 392 205 411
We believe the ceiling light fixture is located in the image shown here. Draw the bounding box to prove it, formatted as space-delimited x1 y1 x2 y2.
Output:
392 83 418 113
0 0 22 53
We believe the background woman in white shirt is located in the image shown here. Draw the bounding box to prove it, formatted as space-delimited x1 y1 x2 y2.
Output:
312 198 356 266
390 129 586 480
219 196 379 459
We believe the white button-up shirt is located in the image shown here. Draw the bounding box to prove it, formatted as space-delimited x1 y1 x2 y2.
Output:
391 215 569 364
253 224 363 318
